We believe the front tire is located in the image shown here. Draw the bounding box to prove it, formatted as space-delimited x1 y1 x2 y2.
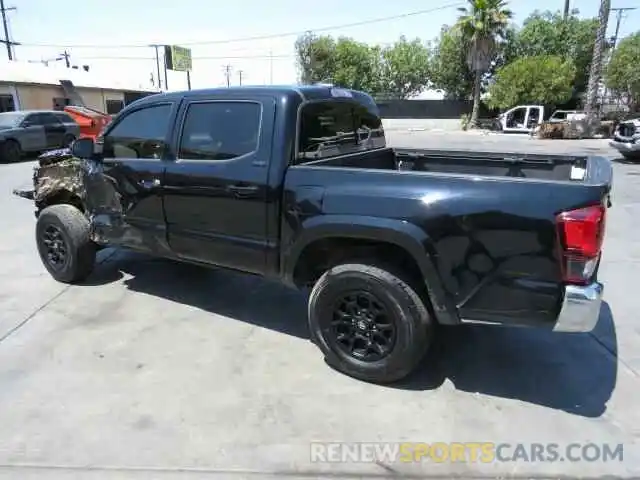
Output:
35 204 96 283
63 134 76 148
308 263 433 383
1 139 22 163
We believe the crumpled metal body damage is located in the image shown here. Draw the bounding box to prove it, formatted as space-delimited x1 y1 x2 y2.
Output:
13 148 138 248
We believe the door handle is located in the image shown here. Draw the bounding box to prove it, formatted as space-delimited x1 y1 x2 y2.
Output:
228 184 258 196
138 178 161 190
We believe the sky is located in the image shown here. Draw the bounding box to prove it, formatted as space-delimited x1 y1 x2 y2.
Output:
4 0 640 92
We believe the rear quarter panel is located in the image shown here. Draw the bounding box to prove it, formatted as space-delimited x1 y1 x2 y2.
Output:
283 165 609 327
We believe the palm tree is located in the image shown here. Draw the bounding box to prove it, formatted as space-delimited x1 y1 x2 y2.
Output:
584 0 611 116
456 0 513 128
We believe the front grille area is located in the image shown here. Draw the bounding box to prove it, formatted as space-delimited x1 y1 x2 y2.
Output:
618 123 637 137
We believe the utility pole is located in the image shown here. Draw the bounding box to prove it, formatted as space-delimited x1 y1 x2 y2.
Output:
222 64 232 87
584 0 611 116
563 0 570 19
61 50 70 67
149 44 162 90
0 0 17 61
610 7 636 49
238 70 243 86
163 47 169 91
269 50 274 84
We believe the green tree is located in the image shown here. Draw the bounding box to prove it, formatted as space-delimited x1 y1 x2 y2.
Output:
429 26 474 100
605 32 640 109
295 32 336 84
331 37 383 94
513 10 598 96
486 55 576 108
456 0 513 127
429 23 516 100
379 36 431 99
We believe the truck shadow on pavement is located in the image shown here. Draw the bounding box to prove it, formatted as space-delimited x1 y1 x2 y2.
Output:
611 156 640 165
87 250 617 418
396 302 617 418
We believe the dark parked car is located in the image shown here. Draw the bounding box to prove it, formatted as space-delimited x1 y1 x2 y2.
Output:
0 110 79 163
13 86 613 383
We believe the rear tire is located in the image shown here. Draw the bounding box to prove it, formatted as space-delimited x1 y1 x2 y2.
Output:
35 204 96 283
1 139 21 163
308 263 433 383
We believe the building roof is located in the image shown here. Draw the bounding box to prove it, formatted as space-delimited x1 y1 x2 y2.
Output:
0 59 158 93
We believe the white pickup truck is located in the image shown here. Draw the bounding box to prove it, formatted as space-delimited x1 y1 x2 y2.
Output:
610 117 640 160
497 105 589 134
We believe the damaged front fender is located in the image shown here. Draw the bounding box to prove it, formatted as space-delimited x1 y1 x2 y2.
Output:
14 148 127 247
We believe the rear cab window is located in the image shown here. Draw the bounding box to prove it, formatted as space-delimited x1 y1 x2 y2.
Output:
297 100 385 163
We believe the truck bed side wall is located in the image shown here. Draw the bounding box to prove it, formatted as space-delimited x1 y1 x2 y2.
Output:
282 165 609 327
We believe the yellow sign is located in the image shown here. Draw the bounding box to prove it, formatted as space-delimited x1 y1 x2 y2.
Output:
164 45 192 72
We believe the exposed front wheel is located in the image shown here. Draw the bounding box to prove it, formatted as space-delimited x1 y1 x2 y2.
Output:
1 139 22 163
63 134 76 148
308 263 433 383
35 204 96 283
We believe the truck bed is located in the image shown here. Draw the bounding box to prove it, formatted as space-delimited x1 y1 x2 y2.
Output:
301 147 594 183
285 145 612 329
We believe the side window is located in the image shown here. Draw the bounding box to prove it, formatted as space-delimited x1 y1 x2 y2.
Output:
106 99 125 115
0 94 15 113
178 101 261 161
53 112 74 123
103 104 172 159
298 101 385 162
23 113 43 126
41 113 62 125
53 97 71 111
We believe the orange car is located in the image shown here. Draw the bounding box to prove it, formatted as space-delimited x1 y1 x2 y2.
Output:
63 106 113 140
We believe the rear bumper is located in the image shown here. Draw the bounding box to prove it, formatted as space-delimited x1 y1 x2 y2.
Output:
553 282 604 333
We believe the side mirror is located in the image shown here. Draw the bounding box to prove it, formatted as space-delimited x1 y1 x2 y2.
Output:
71 137 95 159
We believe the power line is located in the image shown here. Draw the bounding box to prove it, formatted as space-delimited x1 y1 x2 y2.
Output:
72 54 293 61
15 3 463 49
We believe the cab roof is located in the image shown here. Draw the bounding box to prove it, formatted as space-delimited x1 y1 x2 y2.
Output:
131 85 378 109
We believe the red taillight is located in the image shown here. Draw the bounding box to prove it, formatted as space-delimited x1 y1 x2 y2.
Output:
556 204 606 284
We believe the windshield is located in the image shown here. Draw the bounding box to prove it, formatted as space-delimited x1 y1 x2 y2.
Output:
0 112 24 128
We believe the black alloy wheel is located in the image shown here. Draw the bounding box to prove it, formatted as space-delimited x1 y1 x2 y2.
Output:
41 224 69 271
331 290 396 362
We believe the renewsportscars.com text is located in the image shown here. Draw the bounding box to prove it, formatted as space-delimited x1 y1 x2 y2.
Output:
310 442 624 464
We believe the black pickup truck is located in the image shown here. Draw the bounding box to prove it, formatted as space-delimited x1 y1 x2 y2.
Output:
13 85 613 383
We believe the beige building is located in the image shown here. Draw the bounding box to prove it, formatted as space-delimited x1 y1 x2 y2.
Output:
0 59 158 114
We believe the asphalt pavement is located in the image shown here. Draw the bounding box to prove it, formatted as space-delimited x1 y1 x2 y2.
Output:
0 132 639 479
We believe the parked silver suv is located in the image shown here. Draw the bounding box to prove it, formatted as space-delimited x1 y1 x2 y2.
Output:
0 110 80 163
